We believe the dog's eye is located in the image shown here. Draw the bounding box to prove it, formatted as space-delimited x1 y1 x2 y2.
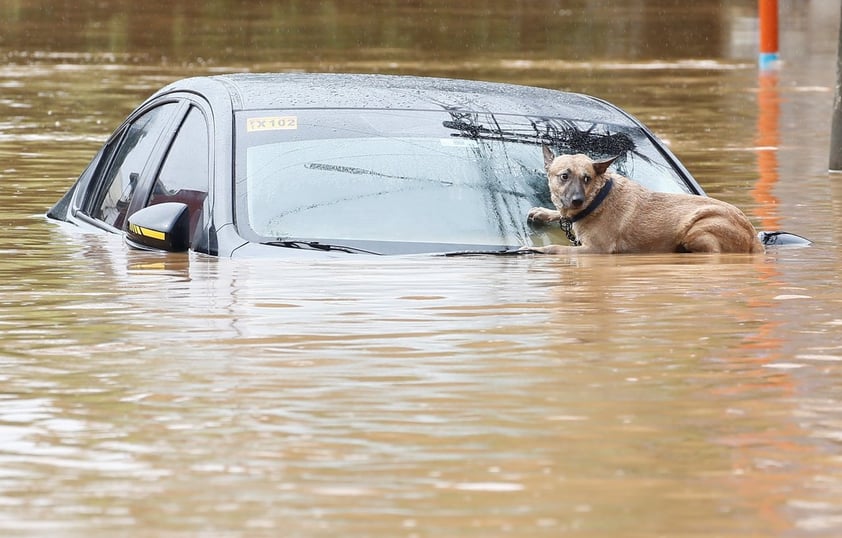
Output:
583 175 590 184
560 173 569 181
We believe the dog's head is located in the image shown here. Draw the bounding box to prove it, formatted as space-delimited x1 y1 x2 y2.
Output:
542 147 617 212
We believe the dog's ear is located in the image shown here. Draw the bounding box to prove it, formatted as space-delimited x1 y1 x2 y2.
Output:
542 145 556 171
592 156 618 176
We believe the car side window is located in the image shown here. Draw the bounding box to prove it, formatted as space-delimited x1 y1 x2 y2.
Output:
147 106 210 241
93 103 178 228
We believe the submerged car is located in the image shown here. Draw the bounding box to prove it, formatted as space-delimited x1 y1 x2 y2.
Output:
47 73 804 256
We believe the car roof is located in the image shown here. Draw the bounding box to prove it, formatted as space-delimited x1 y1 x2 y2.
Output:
154 73 639 126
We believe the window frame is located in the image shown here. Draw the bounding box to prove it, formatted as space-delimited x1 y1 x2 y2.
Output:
133 103 213 245
80 99 188 231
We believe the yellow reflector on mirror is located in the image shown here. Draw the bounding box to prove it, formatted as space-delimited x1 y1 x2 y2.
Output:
129 223 166 241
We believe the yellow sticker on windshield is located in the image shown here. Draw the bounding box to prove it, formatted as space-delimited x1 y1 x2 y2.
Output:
246 116 298 132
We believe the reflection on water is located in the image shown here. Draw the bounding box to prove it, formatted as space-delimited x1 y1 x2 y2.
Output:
2 0 842 536
3 246 842 536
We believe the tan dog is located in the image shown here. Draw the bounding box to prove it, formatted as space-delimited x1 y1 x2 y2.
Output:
526 147 764 254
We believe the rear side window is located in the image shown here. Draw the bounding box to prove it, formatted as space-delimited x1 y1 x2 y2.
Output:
93 103 178 228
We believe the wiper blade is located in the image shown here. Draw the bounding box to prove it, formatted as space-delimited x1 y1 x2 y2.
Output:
265 240 382 255
441 248 532 257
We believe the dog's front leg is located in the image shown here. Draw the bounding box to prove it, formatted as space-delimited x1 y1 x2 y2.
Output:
527 206 562 226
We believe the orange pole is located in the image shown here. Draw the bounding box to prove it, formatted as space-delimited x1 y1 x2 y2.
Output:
759 0 779 70
752 71 781 230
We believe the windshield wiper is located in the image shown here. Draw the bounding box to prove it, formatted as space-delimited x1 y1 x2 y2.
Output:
441 248 532 257
265 240 382 255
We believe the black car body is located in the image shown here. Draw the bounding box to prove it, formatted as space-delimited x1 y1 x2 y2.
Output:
48 73 733 257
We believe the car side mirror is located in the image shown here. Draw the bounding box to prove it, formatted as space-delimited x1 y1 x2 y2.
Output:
126 202 190 252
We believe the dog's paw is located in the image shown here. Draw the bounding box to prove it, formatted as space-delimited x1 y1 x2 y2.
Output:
527 207 561 226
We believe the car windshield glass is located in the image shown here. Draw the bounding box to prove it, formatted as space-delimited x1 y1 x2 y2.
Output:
234 109 689 251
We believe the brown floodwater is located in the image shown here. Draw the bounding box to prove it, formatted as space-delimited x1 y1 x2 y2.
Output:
2 1 842 536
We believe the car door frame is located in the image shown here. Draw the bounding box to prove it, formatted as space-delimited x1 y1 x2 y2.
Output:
73 98 190 232
129 93 218 251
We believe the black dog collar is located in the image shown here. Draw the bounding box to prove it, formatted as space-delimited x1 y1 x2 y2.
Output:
569 178 614 223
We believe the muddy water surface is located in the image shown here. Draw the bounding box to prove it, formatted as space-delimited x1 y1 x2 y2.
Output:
2 1 842 536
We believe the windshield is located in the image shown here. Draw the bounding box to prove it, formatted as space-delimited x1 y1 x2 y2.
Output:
234 108 690 253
